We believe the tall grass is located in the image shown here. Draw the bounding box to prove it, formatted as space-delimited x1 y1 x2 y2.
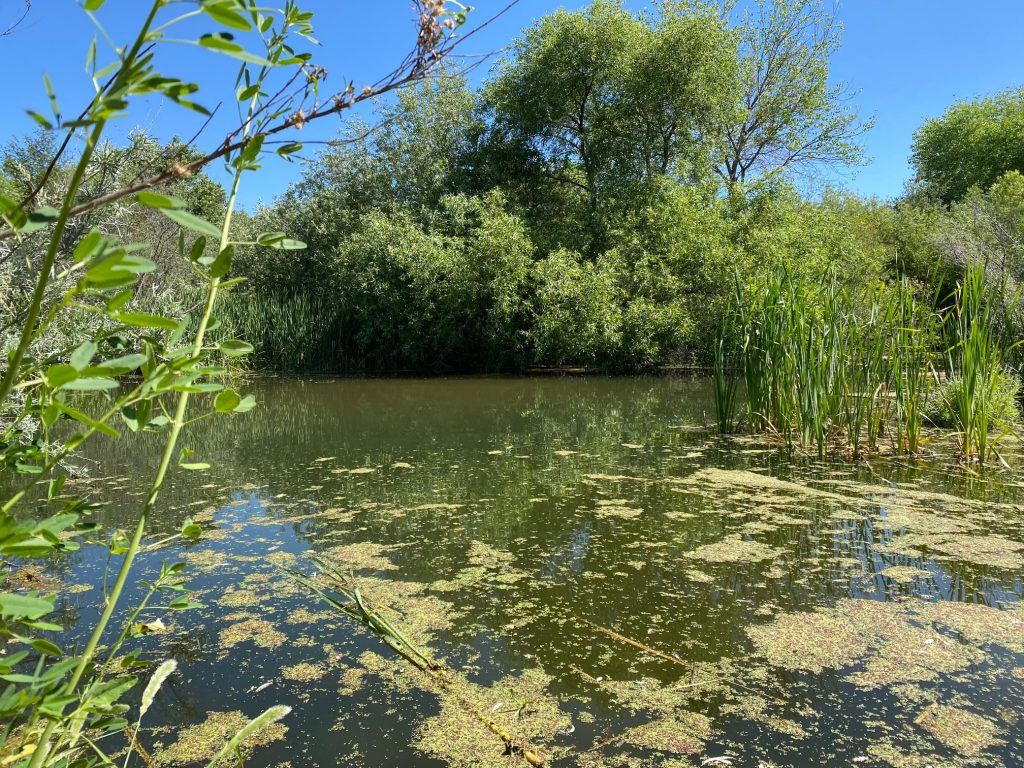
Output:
940 262 1021 463
712 308 740 433
219 291 346 372
714 261 1022 464
713 266 972 460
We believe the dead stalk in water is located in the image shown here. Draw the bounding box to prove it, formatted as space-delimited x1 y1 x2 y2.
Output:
285 558 547 767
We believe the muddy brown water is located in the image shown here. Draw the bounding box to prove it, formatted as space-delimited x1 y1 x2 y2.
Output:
43 377 1024 767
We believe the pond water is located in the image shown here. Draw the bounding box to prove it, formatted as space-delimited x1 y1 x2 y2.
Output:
52 376 1024 767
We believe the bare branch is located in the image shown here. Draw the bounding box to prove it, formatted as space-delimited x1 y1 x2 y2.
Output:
0 1 521 242
1 0 30 37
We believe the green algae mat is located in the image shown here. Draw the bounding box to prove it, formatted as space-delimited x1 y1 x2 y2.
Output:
48 377 1024 767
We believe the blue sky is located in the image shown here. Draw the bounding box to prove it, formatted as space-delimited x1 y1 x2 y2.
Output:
1 1 1022 209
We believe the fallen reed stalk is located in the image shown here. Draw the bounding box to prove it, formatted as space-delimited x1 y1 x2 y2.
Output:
285 559 546 767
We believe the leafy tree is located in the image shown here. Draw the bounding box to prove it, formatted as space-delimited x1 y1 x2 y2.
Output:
911 87 1024 203
717 0 869 186
484 0 739 251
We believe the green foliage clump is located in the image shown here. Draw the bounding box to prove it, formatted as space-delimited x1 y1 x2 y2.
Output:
929 370 1022 430
912 87 1024 203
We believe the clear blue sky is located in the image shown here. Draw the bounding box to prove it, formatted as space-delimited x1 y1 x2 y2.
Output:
1 1 1022 209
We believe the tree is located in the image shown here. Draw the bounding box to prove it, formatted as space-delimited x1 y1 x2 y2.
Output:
484 0 739 251
911 87 1024 204
717 0 869 187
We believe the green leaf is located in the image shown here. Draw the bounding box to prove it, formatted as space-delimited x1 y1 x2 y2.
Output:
158 207 222 238
39 693 78 719
214 389 241 413
31 638 63 656
54 402 120 438
61 377 118 391
203 1 252 30
255 232 305 250
26 110 54 130
197 34 273 66
44 364 79 388
106 289 133 311
179 462 210 471
218 340 254 357
181 518 202 538
21 207 60 234
137 191 181 209
234 394 256 413
70 341 97 371
91 353 146 375
0 593 54 620
84 0 106 10
84 677 136 713
83 253 156 288
189 236 208 263
237 84 260 101
74 229 103 262
109 529 130 555
210 244 233 278
275 142 303 159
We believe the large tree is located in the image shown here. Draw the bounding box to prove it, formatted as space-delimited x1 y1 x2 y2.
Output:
911 87 1024 204
484 0 739 251
717 0 868 186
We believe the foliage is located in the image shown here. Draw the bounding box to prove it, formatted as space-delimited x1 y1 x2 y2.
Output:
228 192 533 371
929 369 1022 431
483 0 740 252
719 0 870 186
911 86 1024 203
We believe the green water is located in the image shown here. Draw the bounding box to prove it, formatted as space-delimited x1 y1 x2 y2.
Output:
52 377 1024 767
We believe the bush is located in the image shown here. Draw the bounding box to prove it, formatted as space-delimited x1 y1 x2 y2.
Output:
928 368 1023 429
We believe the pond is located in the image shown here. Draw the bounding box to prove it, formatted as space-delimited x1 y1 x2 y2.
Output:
53 376 1024 767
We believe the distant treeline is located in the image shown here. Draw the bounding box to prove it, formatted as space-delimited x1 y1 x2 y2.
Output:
4 0 1024 373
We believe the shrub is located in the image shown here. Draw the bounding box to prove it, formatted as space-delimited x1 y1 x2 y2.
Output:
928 368 1023 430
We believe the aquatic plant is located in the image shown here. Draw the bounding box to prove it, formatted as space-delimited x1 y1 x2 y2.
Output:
939 261 1022 463
712 262 1024 464
712 305 740 433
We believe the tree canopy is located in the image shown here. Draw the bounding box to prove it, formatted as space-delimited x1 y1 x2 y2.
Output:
912 86 1024 203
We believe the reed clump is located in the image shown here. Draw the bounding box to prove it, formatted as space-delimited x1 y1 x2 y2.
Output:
713 262 1021 464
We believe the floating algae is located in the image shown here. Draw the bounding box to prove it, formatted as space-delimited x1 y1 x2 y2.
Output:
218 617 287 652
322 541 401 571
683 536 781 564
917 703 1004 757
413 667 571 768
154 710 287 767
281 662 328 683
619 712 712 755
594 499 643 520
747 599 1023 689
670 468 850 503
879 566 933 584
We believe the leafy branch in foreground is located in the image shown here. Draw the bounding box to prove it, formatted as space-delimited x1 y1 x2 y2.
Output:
0 1 485 766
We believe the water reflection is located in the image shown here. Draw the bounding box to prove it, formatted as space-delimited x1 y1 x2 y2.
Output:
27 376 1024 767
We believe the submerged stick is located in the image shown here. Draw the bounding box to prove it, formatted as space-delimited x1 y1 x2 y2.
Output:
580 618 688 666
284 561 546 767
578 617 787 706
